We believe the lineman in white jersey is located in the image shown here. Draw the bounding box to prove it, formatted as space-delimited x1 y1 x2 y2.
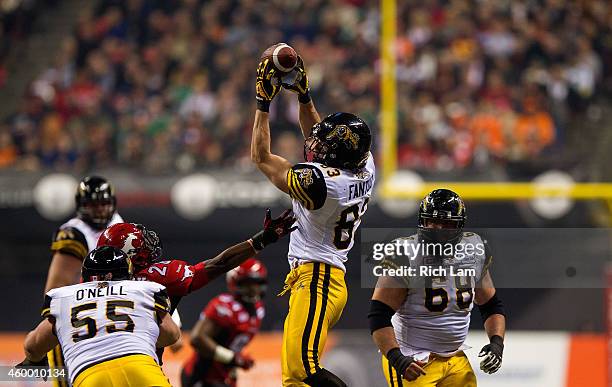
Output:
369 189 506 387
44 176 123 385
46 176 124 292
252 56 374 386
22 246 180 387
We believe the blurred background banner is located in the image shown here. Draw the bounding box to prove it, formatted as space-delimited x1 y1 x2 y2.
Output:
1 0 612 385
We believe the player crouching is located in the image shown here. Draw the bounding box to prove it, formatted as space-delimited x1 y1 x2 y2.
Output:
181 258 267 387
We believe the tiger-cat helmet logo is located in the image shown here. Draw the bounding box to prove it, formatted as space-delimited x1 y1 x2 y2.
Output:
326 125 360 150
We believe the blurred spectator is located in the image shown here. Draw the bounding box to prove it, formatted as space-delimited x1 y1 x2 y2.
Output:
0 127 17 168
512 97 555 159
394 0 612 171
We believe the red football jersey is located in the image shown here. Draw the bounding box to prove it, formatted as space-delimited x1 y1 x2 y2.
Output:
134 259 210 298
182 293 265 386
133 259 210 364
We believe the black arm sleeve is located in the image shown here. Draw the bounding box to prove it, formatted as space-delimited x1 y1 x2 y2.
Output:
368 299 396 334
478 292 505 323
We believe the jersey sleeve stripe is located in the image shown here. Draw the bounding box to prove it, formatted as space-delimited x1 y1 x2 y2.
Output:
287 169 309 208
153 289 171 313
287 169 307 204
51 240 88 259
41 294 52 319
293 174 315 209
154 302 170 313
288 169 315 209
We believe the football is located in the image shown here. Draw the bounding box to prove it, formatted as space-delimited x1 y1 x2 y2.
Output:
260 43 298 74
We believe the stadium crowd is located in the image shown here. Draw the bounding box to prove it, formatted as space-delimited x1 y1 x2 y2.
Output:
0 0 610 173
1 0 55 90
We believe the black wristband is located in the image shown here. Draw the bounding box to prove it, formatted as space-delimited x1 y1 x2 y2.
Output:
386 347 414 377
256 99 270 112
298 90 311 104
490 335 504 347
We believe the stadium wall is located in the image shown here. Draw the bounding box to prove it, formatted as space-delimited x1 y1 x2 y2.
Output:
0 331 606 387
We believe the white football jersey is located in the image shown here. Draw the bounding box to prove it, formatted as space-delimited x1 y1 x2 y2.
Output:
42 280 170 384
287 153 375 271
50 213 123 261
390 232 490 358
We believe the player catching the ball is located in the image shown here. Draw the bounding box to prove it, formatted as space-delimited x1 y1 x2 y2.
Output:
252 45 375 387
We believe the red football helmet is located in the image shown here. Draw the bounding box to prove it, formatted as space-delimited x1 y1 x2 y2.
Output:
226 258 267 303
97 223 162 269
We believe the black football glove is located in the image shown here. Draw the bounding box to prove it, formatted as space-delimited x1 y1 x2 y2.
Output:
479 335 503 374
251 208 297 251
281 56 311 104
386 348 426 381
255 59 282 112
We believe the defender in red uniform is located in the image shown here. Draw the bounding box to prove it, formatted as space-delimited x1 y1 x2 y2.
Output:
97 209 292 313
181 258 267 387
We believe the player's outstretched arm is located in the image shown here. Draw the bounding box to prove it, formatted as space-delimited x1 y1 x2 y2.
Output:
282 56 321 138
252 59 292 193
251 110 292 193
198 209 296 286
475 270 506 374
23 319 58 362
190 315 254 370
370 276 426 382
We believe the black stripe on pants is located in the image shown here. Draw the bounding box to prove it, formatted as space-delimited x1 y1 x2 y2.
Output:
301 262 320 377
311 264 331 373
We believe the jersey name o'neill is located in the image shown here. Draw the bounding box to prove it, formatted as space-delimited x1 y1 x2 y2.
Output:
43 280 170 384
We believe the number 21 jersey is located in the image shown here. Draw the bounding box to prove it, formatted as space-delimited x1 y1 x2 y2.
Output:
286 153 375 271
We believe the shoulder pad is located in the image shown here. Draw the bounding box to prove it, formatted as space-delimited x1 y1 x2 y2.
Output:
50 226 88 260
287 164 327 210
